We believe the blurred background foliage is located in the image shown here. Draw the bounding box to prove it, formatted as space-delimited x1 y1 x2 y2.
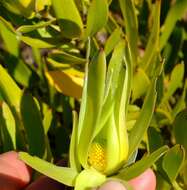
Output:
0 0 187 189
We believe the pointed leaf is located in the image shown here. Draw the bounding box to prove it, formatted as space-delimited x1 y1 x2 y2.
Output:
173 109 187 150
128 79 157 157
141 0 161 70
70 111 81 172
160 0 187 49
0 65 22 111
78 50 106 168
45 70 83 99
116 146 168 180
19 152 78 186
20 92 45 157
118 0 138 65
85 0 108 38
16 19 56 33
52 0 83 38
161 63 184 104
2 102 16 149
162 145 185 182
104 27 122 56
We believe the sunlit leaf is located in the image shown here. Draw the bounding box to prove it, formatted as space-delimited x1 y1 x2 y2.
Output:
19 152 78 186
116 146 168 180
45 70 83 99
75 169 106 190
52 0 83 38
85 0 108 38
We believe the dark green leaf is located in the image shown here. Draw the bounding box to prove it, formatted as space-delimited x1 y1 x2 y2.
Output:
20 92 45 157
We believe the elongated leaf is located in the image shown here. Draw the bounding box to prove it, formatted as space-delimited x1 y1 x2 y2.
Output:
19 36 62 48
78 50 106 168
43 108 53 135
75 169 106 190
48 51 86 65
85 0 108 38
162 145 185 182
118 0 138 66
141 0 161 70
173 109 187 150
19 152 78 186
104 27 122 56
160 0 187 49
16 19 56 33
128 78 157 157
161 63 184 104
1 102 16 149
0 19 19 56
45 70 83 99
0 65 22 111
20 92 45 157
132 68 150 102
52 0 83 38
116 146 168 180
70 111 81 172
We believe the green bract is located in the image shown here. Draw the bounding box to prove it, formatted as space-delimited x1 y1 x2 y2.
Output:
19 39 167 190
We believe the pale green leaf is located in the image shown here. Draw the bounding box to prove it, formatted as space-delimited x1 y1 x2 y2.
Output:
70 111 81 172
116 146 168 180
2 102 16 149
75 169 106 190
19 152 78 186
52 0 83 38
104 27 122 56
128 78 157 157
85 0 108 38
118 0 138 66
0 65 22 111
78 50 106 168
16 19 56 33
160 0 187 49
141 0 161 70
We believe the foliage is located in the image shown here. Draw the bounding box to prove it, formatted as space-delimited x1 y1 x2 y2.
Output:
0 0 187 189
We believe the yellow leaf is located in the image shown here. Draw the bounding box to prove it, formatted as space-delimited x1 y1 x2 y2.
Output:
45 70 83 99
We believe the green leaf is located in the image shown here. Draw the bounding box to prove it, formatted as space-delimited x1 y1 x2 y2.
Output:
1 102 16 149
78 50 106 168
52 0 83 38
70 111 81 172
19 152 78 186
19 36 62 48
43 108 53 135
132 68 150 102
75 169 106 190
115 146 168 180
48 51 86 65
20 92 45 157
16 19 56 33
160 0 187 49
0 65 22 111
128 78 157 157
0 18 19 56
162 145 185 182
104 27 122 56
118 0 138 66
173 109 187 150
85 0 108 38
141 0 161 70
161 63 184 104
